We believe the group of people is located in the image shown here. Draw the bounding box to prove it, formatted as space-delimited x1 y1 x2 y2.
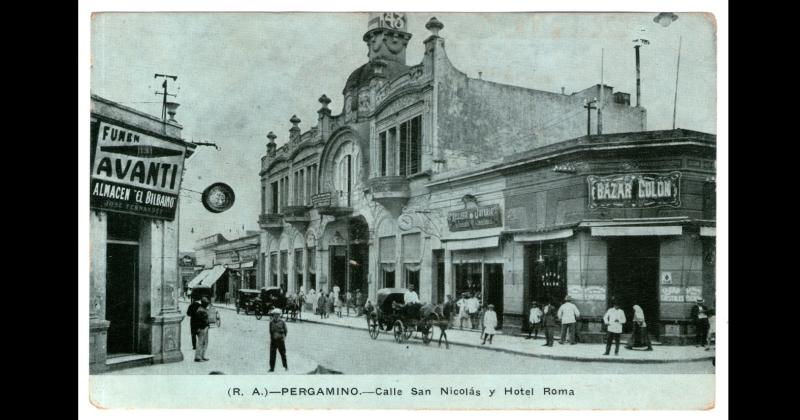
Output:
307 287 366 319
186 295 290 372
438 293 498 346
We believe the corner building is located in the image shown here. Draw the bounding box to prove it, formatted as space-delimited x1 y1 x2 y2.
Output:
258 14 714 343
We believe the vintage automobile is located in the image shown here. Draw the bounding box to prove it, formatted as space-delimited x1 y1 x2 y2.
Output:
259 287 287 317
366 288 438 344
189 286 221 328
236 289 262 316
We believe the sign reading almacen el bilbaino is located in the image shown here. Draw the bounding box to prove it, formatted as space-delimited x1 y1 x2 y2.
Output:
90 121 186 220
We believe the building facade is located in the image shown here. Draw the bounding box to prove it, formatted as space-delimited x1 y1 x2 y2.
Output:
90 94 196 373
257 14 713 343
190 232 261 303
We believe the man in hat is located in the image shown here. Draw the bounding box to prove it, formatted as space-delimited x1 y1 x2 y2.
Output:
186 295 202 350
603 300 626 356
194 297 211 362
268 308 288 372
557 296 580 345
526 301 543 340
690 298 709 347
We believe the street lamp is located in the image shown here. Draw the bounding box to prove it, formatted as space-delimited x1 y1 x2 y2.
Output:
654 12 682 129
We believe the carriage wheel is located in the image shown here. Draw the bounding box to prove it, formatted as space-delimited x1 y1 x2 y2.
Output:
368 314 379 340
393 320 405 343
255 307 262 320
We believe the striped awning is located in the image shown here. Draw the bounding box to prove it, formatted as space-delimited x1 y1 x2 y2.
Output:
187 265 226 288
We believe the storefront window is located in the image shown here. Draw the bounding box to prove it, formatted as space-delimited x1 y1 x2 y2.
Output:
454 263 482 301
294 248 304 293
307 247 316 291
529 242 567 305
280 251 288 291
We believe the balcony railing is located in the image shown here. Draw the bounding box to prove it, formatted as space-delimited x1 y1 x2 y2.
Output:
311 191 353 217
367 176 410 213
258 213 283 230
282 205 312 228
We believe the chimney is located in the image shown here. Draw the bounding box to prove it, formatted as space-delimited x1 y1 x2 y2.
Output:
289 115 301 142
317 95 332 140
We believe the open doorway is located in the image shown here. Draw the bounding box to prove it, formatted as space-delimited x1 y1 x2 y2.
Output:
607 237 660 337
106 243 138 355
484 263 504 329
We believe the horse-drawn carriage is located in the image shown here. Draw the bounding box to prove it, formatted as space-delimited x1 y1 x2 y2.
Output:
366 288 438 344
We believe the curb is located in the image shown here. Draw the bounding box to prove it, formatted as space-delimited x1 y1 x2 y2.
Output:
299 317 714 364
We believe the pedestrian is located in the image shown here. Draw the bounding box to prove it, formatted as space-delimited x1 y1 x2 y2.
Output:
439 295 454 349
186 295 202 350
705 309 716 351
333 291 342 317
603 300 626 356
456 293 469 329
404 284 420 304
268 308 288 372
557 295 580 345
466 293 480 329
355 290 364 316
345 290 353 316
540 300 557 347
526 301 543 339
481 304 498 345
691 298 710 347
625 303 653 351
317 292 327 319
327 291 335 318
309 289 317 314
194 297 211 362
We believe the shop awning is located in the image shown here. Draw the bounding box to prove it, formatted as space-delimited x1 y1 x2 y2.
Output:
513 228 574 242
187 265 226 288
591 226 683 236
700 227 716 237
444 236 499 251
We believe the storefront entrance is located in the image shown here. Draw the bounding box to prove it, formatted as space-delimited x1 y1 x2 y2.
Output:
607 237 660 336
106 243 138 355
484 263 504 329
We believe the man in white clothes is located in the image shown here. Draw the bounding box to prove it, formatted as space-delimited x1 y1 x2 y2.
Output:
466 293 481 329
603 300 627 356
404 284 420 304
557 295 580 344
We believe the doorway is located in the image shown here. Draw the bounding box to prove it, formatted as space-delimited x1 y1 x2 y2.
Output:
434 250 445 304
106 243 138 355
484 263 504 329
330 245 347 292
607 237 660 336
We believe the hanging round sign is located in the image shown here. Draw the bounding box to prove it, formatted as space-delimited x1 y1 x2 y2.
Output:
201 182 235 213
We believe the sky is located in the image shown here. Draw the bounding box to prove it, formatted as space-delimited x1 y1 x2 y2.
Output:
90 11 717 252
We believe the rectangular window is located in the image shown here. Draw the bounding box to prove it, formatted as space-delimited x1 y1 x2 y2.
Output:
399 121 408 176
307 247 316 291
379 131 387 176
397 115 422 176
299 169 305 205
454 262 483 302
388 127 396 175
294 248 304 293
271 181 278 213
270 252 278 286
261 185 266 214
280 250 288 290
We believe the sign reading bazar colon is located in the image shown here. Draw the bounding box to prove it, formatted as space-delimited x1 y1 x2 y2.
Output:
587 172 681 209
90 121 186 220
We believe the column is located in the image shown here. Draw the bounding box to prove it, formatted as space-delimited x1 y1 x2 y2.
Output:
89 211 110 373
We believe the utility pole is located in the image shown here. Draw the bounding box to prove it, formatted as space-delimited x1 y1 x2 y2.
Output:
598 48 604 135
632 35 649 108
584 98 598 136
154 73 178 121
672 36 682 129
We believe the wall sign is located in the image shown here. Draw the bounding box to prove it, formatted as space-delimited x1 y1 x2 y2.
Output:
447 204 502 232
90 121 186 220
312 192 332 207
588 172 681 209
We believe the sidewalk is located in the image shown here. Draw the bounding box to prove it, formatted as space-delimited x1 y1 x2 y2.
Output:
285 308 714 364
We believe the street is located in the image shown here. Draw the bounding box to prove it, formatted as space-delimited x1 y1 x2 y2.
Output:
106 304 714 375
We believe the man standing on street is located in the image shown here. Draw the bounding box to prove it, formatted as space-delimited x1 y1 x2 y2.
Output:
603 301 626 356
186 295 202 350
691 298 709 347
466 293 480 329
269 308 288 372
541 300 557 347
557 296 580 345
194 297 211 362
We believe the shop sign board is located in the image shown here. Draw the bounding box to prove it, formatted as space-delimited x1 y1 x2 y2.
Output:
447 204 502 232
90 121 186 220
588 172 681 209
